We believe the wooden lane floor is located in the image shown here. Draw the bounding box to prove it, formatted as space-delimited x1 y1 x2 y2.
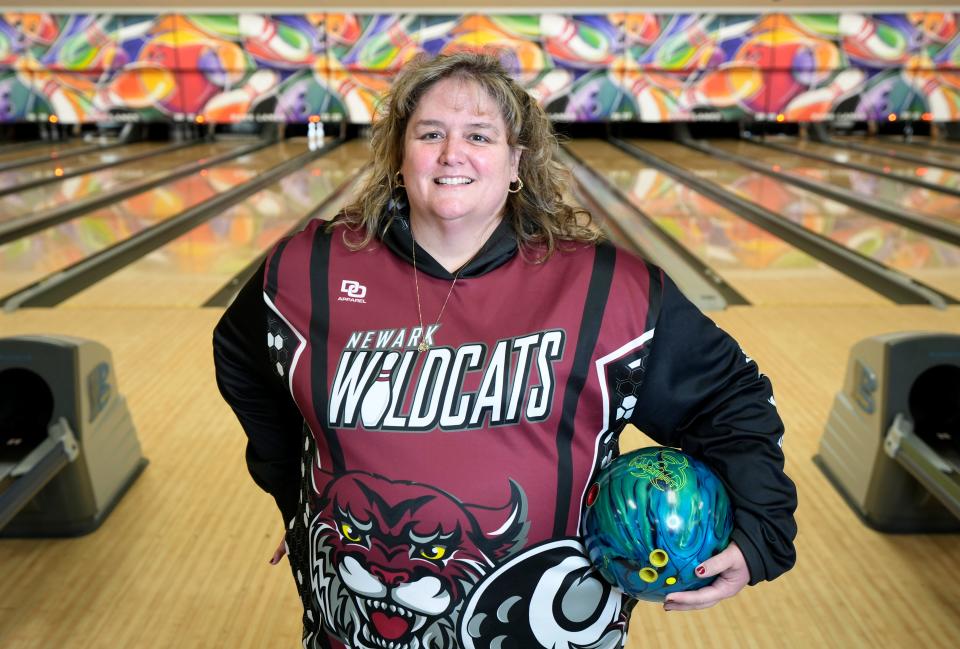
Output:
831 135 960 170
0 140 245 225
60 140 369 308
563 185 636 252
630 140 960 301
779 138 960 192
0 141 301 299
881 135 960 152
625 304 960 649
903 137 960 153
0 141 168 190
2 304 959 648
566 139 889 306
710 139 960 223
0 138 90 165
0 307 300 648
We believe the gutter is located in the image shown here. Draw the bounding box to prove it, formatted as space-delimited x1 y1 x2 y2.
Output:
610 137 956 308
681 138 960 249
0 139 274 246
558 145 742 311
1 138 345 310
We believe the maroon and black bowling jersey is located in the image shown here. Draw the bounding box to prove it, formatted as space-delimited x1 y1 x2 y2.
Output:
214 216 797 649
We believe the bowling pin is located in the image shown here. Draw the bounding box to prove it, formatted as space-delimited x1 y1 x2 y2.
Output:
782 68 865 121
630 73 682 122
839 14 907 64
203 69 279 123
31 76 84 124
334 75 376 123
317 121 324 142
903 70 957 122
361 353 398 428
308 121 317 150
238 14 311 64
527 68 572 103
539 14 613 65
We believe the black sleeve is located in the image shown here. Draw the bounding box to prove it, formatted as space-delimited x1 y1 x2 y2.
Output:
212 262 304 524
629 273 797 584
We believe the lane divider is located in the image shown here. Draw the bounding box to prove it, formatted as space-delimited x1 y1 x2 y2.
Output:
0 139 274 246
748 136 960 201
687 139 960 249
0 139 130 174
559 144 743 311
202 160 369 308
611 136 956 308
0 139 207 199
0 138 345 311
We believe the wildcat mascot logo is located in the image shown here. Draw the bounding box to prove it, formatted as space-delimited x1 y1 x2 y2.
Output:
308 469 529 649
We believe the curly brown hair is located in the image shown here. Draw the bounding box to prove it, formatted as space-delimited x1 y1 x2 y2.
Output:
335 51 600 259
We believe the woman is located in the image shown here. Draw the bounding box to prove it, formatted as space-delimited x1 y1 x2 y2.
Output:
214 52 796 649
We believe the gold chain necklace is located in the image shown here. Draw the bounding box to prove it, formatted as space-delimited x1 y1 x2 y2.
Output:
411 233 462 353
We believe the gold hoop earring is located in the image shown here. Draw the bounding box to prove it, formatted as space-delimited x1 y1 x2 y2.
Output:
508 178 523 194
394 171 405 189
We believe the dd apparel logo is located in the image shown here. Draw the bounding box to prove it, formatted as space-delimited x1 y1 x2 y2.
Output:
339 279 367 303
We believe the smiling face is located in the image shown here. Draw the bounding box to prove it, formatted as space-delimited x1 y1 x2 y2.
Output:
400 77 521 234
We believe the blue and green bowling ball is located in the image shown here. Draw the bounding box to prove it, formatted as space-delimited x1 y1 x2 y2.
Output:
582 446 734 601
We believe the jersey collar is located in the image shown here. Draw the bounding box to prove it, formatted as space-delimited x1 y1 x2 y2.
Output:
380 208 519 280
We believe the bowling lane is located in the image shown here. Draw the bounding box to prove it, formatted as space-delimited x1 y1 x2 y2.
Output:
881 135 960 151
564 184 635 251
909 138 960 153
781 138 960 192
0 141 301 299
833 136 959 169
0 142 167 190
630 140 960 300
0 139 91 165
710 140 960 223
567 140 888 305
0 140 245 223
61 140 370 307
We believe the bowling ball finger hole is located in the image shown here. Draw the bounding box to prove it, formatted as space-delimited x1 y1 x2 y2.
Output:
649 549 669 567
583 447 733 600
638 567 658 583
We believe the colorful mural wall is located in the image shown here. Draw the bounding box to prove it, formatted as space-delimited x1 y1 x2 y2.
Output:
1 12 958 124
